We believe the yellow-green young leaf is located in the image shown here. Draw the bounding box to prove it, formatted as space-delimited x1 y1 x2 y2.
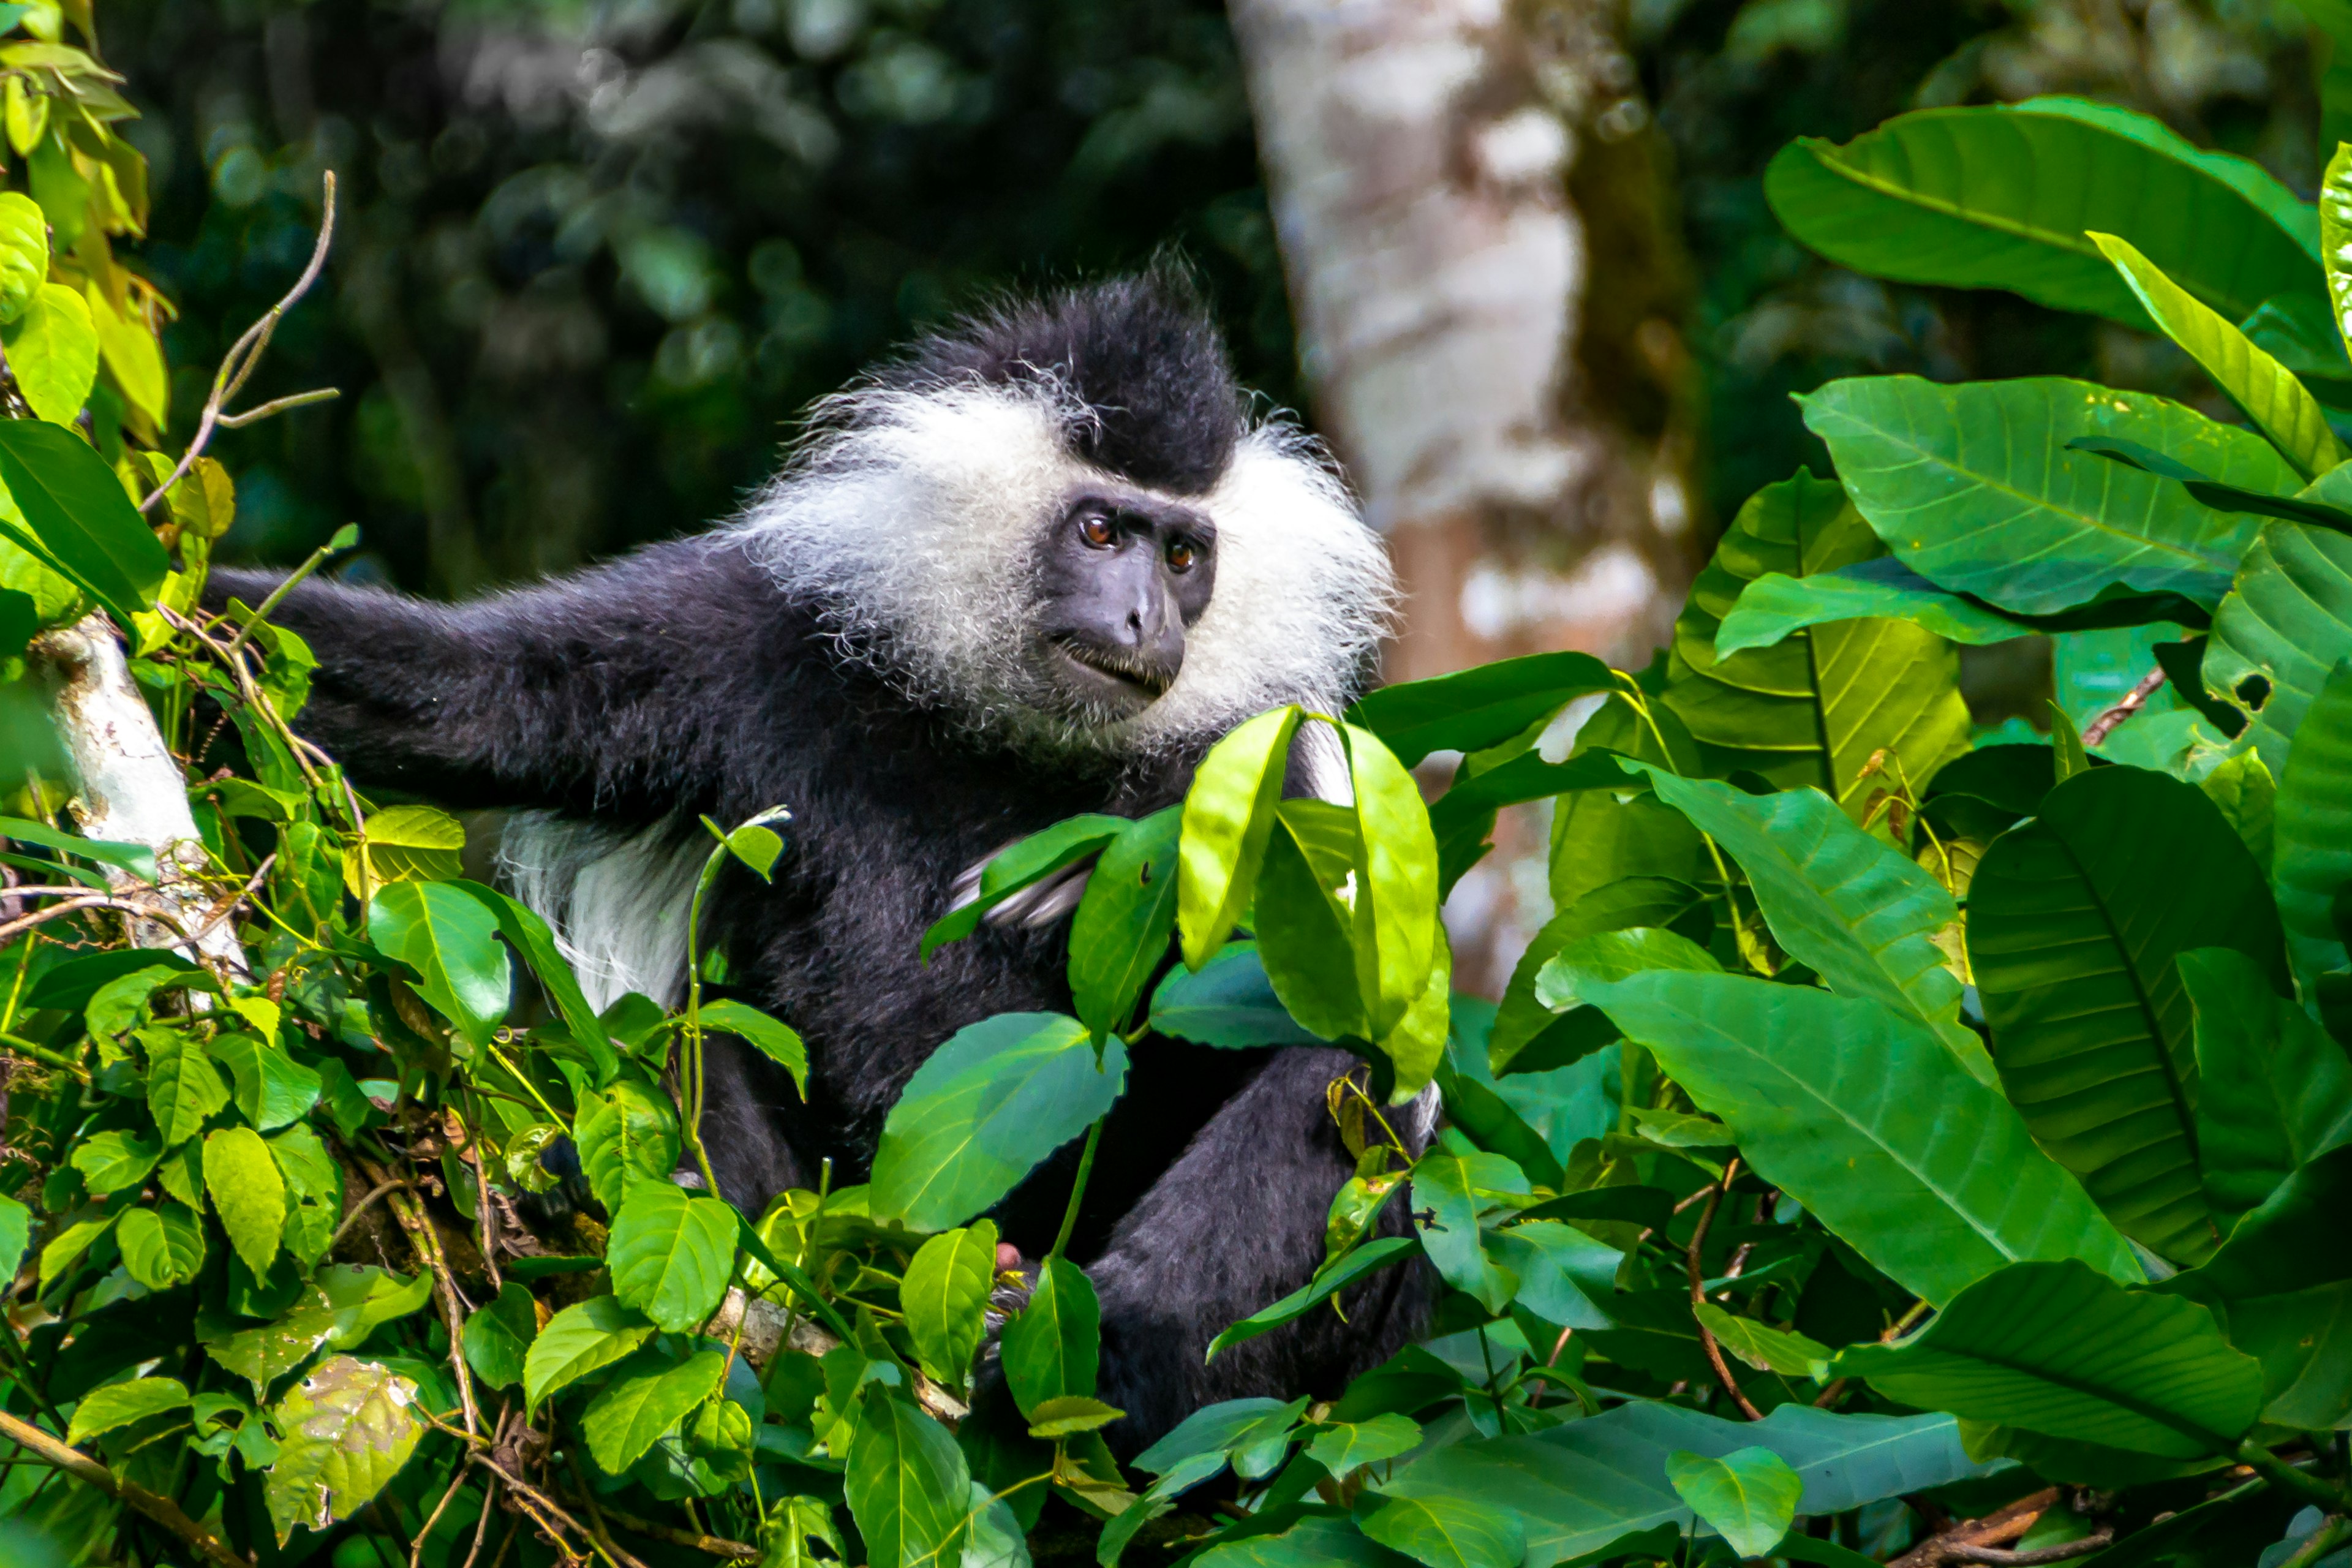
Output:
900 1221 998 1390
2 77 45 159
524 1295 657 1412
582 1346 729 1472
1376 921 1451 1104
66 1376 190 1446
2322 142 2352 366
208 1030 322 1132
263 1357 424 1545
1342 722 1439 1043
0 190 45 325
2092 233 2344 480
2 282 96 425
343 803 465 893
606 1180 737 1332
117 1202 206 1290
1178 704 1302 967
1693 1304 1832 1378
204 1126 286 1276
85 284 166 432
1664 1447 1801 1559
146 1031 230 1147
573 1076 681 1215
37 1207 115 1292
69 1129 160 1196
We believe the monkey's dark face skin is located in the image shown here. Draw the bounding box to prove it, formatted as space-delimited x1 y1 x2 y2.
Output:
1033 484 1217 718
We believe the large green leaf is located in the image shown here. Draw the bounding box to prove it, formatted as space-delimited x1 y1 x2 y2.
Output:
1664 1448 1800 1560
1374 1402 2000 1568
606 1179 737 1333
1490 877 1709 1073
0 191 46 324
1069 807 1181 1040
453 880 616 1082
2205 520 2352 771
573 1076 681 1216
1834 1259 2263 1459
921 813 1128 959
203 1125 285 1278
1663 470 1970 802
581 1345 728 1472
1001 1254 1099 1417
1765 98 2320 330
901 1221 998 1392
1801 377 2299 615
1634 767 1988 1080
2094 233 2343 480
1577 971 2136 1305
1346 651 1616 767
1717 561 2036 654
3 282 97 426
1968 766 2286 1264
869 1012 1127 1231
366 880 513 1049
0 417 167 622
2271 660 2352 990
263 1357 424 1544
1148 942 1325 1049
1355 1493 1524 1568
846 1386 974 1568
2179 947 2352 1226
1178 705 1302 967
524 1295 657 1411
1410 1151 1529 1313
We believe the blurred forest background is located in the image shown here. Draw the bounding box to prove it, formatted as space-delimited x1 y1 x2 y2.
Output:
99 0 2329 987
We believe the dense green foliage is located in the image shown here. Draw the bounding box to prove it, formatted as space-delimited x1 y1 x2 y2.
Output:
2 6 2352 1568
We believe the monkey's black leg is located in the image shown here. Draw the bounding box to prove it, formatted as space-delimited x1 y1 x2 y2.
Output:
1084 1045 1429 1450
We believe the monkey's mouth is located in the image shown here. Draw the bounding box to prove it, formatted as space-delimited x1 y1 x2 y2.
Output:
1053 639 1177 700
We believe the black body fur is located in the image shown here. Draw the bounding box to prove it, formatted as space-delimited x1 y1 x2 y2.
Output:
209 278 1422 1448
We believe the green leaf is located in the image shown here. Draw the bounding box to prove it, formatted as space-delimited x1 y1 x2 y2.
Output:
2093 233 2343 480
581 1344 728 1472
2271 660 2352 990
524 1295 657 1411
846 1386 974 1568
1487 1221 1621 1330
1410 1151 1529 1313
1634 766 1989 1080
1345 723 1442 1053
1345 650 1616 767
37 1207 116 1293
870 1012 1127 1231
2 281 96 424
366 880 512 1047
1533 922 1722 1012
1801 376 2297 615
0 814 157 883
607 1179 737 1333
344 803 464 890
263 1357 425 1544
1580 971 2137 1305
1372 1402 2002 1566
1308 1414 1423 1479
1207 1236 1421 1362
0 417 166 622
1833 1259 2262 1458
1664 470 1971 803
206 1031 322 1133
725 820 786 881
1491 877 1709 1073
1178 704 1303 967
1255 802 1369 1041
1148 941 1325 1048
697 998 807 1098
1026 1394 1125 1438
69 1129 159 1196
67 1377 190 1446
1354 1493 1525 1568
921 813 1129 960
203 1265 434 1396
0 1192 31 1286
451 880 616 1084
1665 1447 1801 1559
573 1075 681 1216
1001 1254 1099 1417
2179 947 2352 1225
1716 562 2037 655
0 189 47 323
1693 1306 1831 1379
1969 766 2286 1264
2323 141 2352 368
2205 520 2352 771
204 1125 285 1277
1134 1398 1308 1474
901 1221 998 1392
461 1282 540 1391
1070 806 1181 1039
1765 99 2320 329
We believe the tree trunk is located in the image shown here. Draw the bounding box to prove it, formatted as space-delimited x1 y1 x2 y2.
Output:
1229 0 1702 990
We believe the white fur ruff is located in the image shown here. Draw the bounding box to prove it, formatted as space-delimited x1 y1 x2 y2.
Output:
499 812 707 1012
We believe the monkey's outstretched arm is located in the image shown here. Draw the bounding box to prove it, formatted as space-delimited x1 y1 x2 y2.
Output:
205 547 732 816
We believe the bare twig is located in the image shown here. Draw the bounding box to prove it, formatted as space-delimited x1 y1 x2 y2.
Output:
1943 1531 2113 1566
331 1175 411 1250
140 172 339 514
215 386 341 428
474 1452 628 1568
1891 1488 2060 1568
183 852 274 949
2081 666 2168 748
556 1484 760 1562
0 1409 248 1568
1685 1157 1762 1421
365 1157 482 1438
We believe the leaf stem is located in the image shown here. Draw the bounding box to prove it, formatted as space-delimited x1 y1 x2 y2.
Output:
0 1409 246 1568
2237 1441 2352 1515
1686 1156 1762 1420
217 529 353 662
1049 1117 1106 1262
678 845 726 1196
2278 1515 2350 1568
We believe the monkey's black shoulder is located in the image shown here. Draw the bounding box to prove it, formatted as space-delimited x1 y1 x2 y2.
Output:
882 271 1243 497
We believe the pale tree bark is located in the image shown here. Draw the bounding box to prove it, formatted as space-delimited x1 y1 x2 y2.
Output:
1231 0 1702 990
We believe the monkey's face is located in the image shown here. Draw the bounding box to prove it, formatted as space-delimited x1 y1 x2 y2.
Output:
1029 484 1219 722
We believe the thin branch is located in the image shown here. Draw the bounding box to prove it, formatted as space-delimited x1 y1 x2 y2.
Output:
556 1486 760 1562
331 1175 410 1250
2280 1517 2350 1568
182 852 274 948
1684 1157 1762 1421
1942 1532 2114 1566
0 1409 247 1568
2238 1441 2352 1515
365 1157 481 1439
1891 1488 2060 1568
2081 666 2168 748
214 386 341 428
140 171 339 515
473 1452 628 1568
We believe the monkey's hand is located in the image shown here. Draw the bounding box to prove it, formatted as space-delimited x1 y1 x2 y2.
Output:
978 1244 1037 1367
948 846 1098 930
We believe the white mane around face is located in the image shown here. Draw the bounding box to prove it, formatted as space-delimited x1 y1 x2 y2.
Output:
729 378 1397 757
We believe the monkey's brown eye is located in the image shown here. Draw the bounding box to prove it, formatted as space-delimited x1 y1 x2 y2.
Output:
1079 514 1117 548
1166 540 1197 573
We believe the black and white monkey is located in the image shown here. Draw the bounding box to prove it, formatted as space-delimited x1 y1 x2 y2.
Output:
211 273 1422 1445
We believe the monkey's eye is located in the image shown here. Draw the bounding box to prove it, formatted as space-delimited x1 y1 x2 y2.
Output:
1166 540 1197 573
1078 513 1117 548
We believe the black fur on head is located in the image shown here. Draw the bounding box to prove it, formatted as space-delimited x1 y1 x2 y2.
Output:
884 265 1244 496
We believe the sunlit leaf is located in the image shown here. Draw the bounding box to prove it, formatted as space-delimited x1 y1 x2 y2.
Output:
901 1221 998 1393
0 417 167 621
524 1295 657 1412
1665 1447 1801 1559
263 1357 424 1544
581 1344 728 1472
1178 704 1302 967
2 281 97 424
606 1178 737 1333
203 1125 285 1278
367 880 513 1048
